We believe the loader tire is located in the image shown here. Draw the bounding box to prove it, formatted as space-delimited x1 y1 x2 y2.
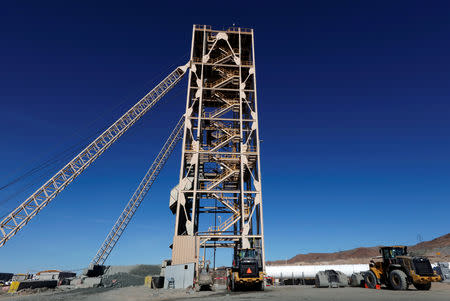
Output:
337 271 348 287
413 282 431 290
364 271 378 289
350 273 364 287
389 270 408 290
315 271 330 288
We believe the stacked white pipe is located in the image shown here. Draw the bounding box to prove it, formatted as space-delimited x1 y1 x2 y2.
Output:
266 262 450 279
266 264 369 278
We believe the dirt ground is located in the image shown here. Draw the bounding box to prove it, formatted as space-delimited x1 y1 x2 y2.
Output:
2 283 450 301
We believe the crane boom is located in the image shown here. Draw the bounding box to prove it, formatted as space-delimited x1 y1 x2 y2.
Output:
91 115 185 266
0 62 190 247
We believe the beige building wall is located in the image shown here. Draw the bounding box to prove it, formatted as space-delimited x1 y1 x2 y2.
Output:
171 236 199 265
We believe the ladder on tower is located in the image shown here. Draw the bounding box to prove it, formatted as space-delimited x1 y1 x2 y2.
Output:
91 115 185 266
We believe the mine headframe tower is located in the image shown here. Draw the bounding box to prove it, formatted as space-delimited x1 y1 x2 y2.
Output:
170 25 265 269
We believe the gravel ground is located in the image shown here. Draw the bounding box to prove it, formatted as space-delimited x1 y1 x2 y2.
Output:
2 283 450 301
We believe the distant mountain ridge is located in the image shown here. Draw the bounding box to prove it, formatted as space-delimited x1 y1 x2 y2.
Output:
267 233 450 265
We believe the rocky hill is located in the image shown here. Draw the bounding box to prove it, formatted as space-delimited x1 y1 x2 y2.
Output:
268 233 450 265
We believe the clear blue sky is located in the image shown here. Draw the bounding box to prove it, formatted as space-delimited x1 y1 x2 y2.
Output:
1 1 450 273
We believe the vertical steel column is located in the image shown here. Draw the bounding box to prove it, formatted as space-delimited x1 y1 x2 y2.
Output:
171 25 265 269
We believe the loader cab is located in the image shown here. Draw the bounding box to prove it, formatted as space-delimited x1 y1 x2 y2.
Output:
233 248 260 265
233 249 261 264
380 246 408 261
379 246 409 278
238 249 257 260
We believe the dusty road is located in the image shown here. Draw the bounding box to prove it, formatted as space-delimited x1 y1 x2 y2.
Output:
2 283 450 301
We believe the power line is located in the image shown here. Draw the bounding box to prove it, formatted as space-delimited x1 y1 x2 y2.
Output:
0 53 189 192
0 63 188 218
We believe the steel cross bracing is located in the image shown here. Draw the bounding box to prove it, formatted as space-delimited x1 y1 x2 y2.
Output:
0 62 190 247
91 115 185 265
171 25 265 268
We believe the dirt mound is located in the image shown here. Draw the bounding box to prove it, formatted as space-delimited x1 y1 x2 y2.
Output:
129 265 160 277
102 272 144 287
102 265 160 288
268 233 450 265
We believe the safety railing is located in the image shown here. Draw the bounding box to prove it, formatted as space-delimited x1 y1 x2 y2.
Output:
205 169 238 190
195 24 212 30
204 101 239 118
206 72 240 88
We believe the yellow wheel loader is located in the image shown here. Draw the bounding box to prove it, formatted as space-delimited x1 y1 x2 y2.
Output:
364 246 441 290
227 248 265 291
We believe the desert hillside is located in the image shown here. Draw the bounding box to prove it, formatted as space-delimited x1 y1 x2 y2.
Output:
267 233 450 265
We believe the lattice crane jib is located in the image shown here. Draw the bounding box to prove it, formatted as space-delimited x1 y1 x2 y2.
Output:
91 115 185 266
0 63 190 248
171 25 265 269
